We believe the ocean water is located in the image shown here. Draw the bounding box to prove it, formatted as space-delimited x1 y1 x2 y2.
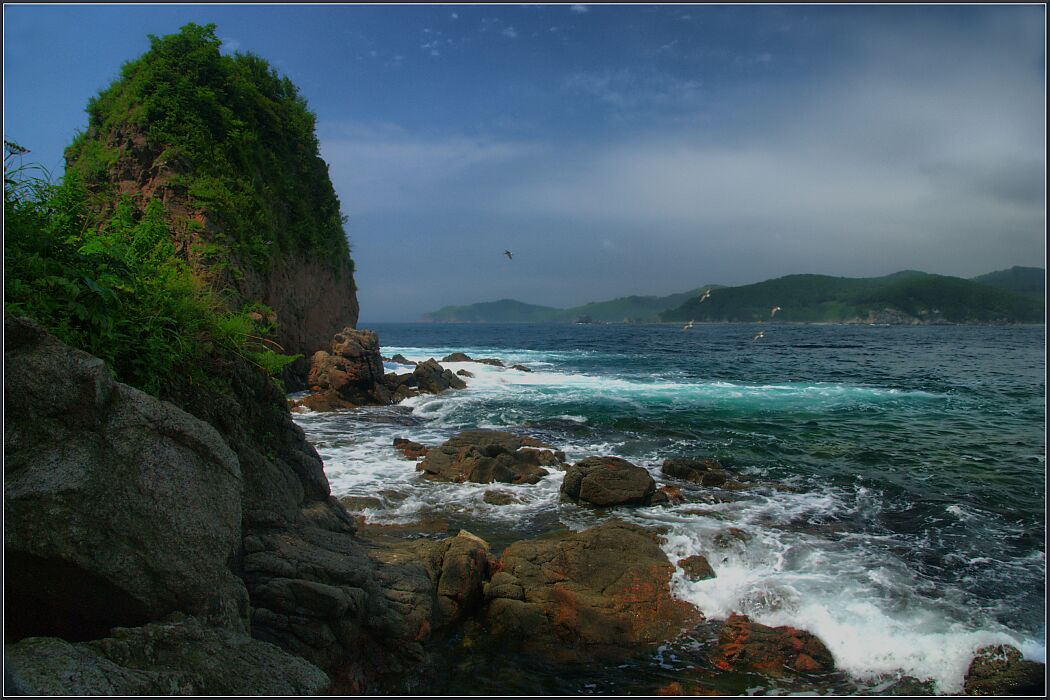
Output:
293 322 1046 694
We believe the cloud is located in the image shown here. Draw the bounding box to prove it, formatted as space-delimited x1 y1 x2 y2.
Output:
564 68 705 117
570 4 589 13
451 12 458 20
502 26 518 39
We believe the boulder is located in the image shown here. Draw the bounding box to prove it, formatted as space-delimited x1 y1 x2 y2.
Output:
389 354 417 366
560 456 660 506
661 458 745 488
441 352 473 362
510 364 532 373
4 317 249 640
678 555 716 581
964 644 1045 696
410 359 467 394
709 613 834 677
456 369 474 378
476 358 505 367
393 438 429 460
4 615 330 695
415 531 494 626
483 491 521 506
418 430 565 484
484 519 701 660
305 328 388 406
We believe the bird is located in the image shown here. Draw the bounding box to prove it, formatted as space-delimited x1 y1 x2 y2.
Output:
752 330 765 341
770 305 782 319
682 320 695 331
504 250 513 260
698 289 711 304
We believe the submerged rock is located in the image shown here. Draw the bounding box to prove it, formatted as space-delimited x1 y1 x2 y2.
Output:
484 519 701 660
417 430 565 484
661 458 746 488
483 490 521 506
410 358 467 394
393 438 429 460
709 613 834 677
560 456 661 506
964 644 1045 696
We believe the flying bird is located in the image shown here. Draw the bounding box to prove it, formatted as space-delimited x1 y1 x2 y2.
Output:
770 306 782 319
682 320 695 331
752 330 765 342
698 289 712 304
504 250 513 260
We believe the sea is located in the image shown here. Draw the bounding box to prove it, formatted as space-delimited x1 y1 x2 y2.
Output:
292 322 1046 694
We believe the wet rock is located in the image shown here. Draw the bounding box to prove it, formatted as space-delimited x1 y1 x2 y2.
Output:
658 485 687 505
712 528 752 549
338 496 383 513
484 519 701 660
418 430 564 484
709 613 834 677
511 364 532 372
306 328 388 406
476 358 505 367
389 354 417 366
964 644 1045 696
417 531 494 626
662 458 746 489
560 456 660 506
442 352 473 362
393 438 429 460
410 359 467 394
678 555 716 581
4 615 329 695
456 369 474 378
483 490 520 506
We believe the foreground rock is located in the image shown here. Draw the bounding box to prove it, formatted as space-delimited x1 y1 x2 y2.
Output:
709 613 834 677
561 456 662 506
306 328 388 406
4 317 249 640
4 615 329 695
963 644 1045 696
418 430 566 484
678 555 716 581
484 520 701 661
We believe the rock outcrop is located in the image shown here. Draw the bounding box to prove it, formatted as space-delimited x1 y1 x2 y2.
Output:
561 456 662 506
661 458 746 489
417 430 566 484
708 613 834 677
393 438 429 460
483 520 701 660
963 644 1045 696
4 317 249 641
678 555 717 581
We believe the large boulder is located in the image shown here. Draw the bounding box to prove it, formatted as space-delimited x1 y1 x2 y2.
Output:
483 520 701 660
561 456 660 506
305 328 388 406
964 644 1045 696
410 358 467 394
708 613 834 677
4 317 249 640
4 615 329 695
417 430 565 484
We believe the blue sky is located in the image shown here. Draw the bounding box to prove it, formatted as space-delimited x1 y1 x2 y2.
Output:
4 4 1046 321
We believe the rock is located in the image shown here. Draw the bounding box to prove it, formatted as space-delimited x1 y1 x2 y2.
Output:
510 364 532 372
417 531 494 626
709 613 834 677
4 317 249 640
560 456 660 506
389 354 417 366
678 555 716 581
417 430 564 484
712 528 752 549
662 458 745 488
393 438 429 460
339 496 383 512
4 615 330 695
410 359 467 394
441 352 473 362
305 328 388 406
964 644 1045 696
484 520 701 660
483 490 520 506
658 485 687 505
456 369 474 378
476 358 505 367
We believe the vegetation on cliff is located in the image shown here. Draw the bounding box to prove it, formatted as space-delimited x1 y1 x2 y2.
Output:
970 266 1045 301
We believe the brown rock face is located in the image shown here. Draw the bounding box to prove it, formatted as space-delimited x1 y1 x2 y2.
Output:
417 430 564 484
709 613 834 677
678 555 716 581
306 329 387 406
561 456 659 506
964 644 1045 696
483 520 702 660
392 438 429 460
662 458 743 488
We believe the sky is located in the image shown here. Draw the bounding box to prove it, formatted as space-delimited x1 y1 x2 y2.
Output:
3 3 1046 322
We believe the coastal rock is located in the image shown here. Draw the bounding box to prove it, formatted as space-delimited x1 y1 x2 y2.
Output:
678 555 717 581
441 352 473 362
393 438 429 460
417 430 564 484
476 358 505 367
709 613 834 677
410 358 467 394
415 531 494 626
306 328 388 406
483 490 521 506
456 369 474 378
560 456 660 506
484 519 702 660
511 364 532 372
4 317 249 640
661 458 745 488
963 644 1045 696
4 615 330 695
389 354 417 366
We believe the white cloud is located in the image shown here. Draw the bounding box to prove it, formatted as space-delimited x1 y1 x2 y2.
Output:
570 4 589 13
451 12 458 20
502 26 518 39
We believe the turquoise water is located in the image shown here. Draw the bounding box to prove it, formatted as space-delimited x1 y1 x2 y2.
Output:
294 322 1045 693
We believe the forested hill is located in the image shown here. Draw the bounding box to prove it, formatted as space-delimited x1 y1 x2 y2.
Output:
971 266 1045 301
661 271 1045 324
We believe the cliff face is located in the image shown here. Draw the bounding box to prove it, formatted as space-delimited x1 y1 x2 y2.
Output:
64 24 359 359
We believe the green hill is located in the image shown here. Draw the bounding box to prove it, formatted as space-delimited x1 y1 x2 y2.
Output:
971 266 1045 301
422 299 564 323
661 271 1044 324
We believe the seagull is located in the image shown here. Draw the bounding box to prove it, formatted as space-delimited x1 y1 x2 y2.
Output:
752 330 765 341
682 320 695 331
770 305 782 319
504 250 513 260
698 289 711 304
